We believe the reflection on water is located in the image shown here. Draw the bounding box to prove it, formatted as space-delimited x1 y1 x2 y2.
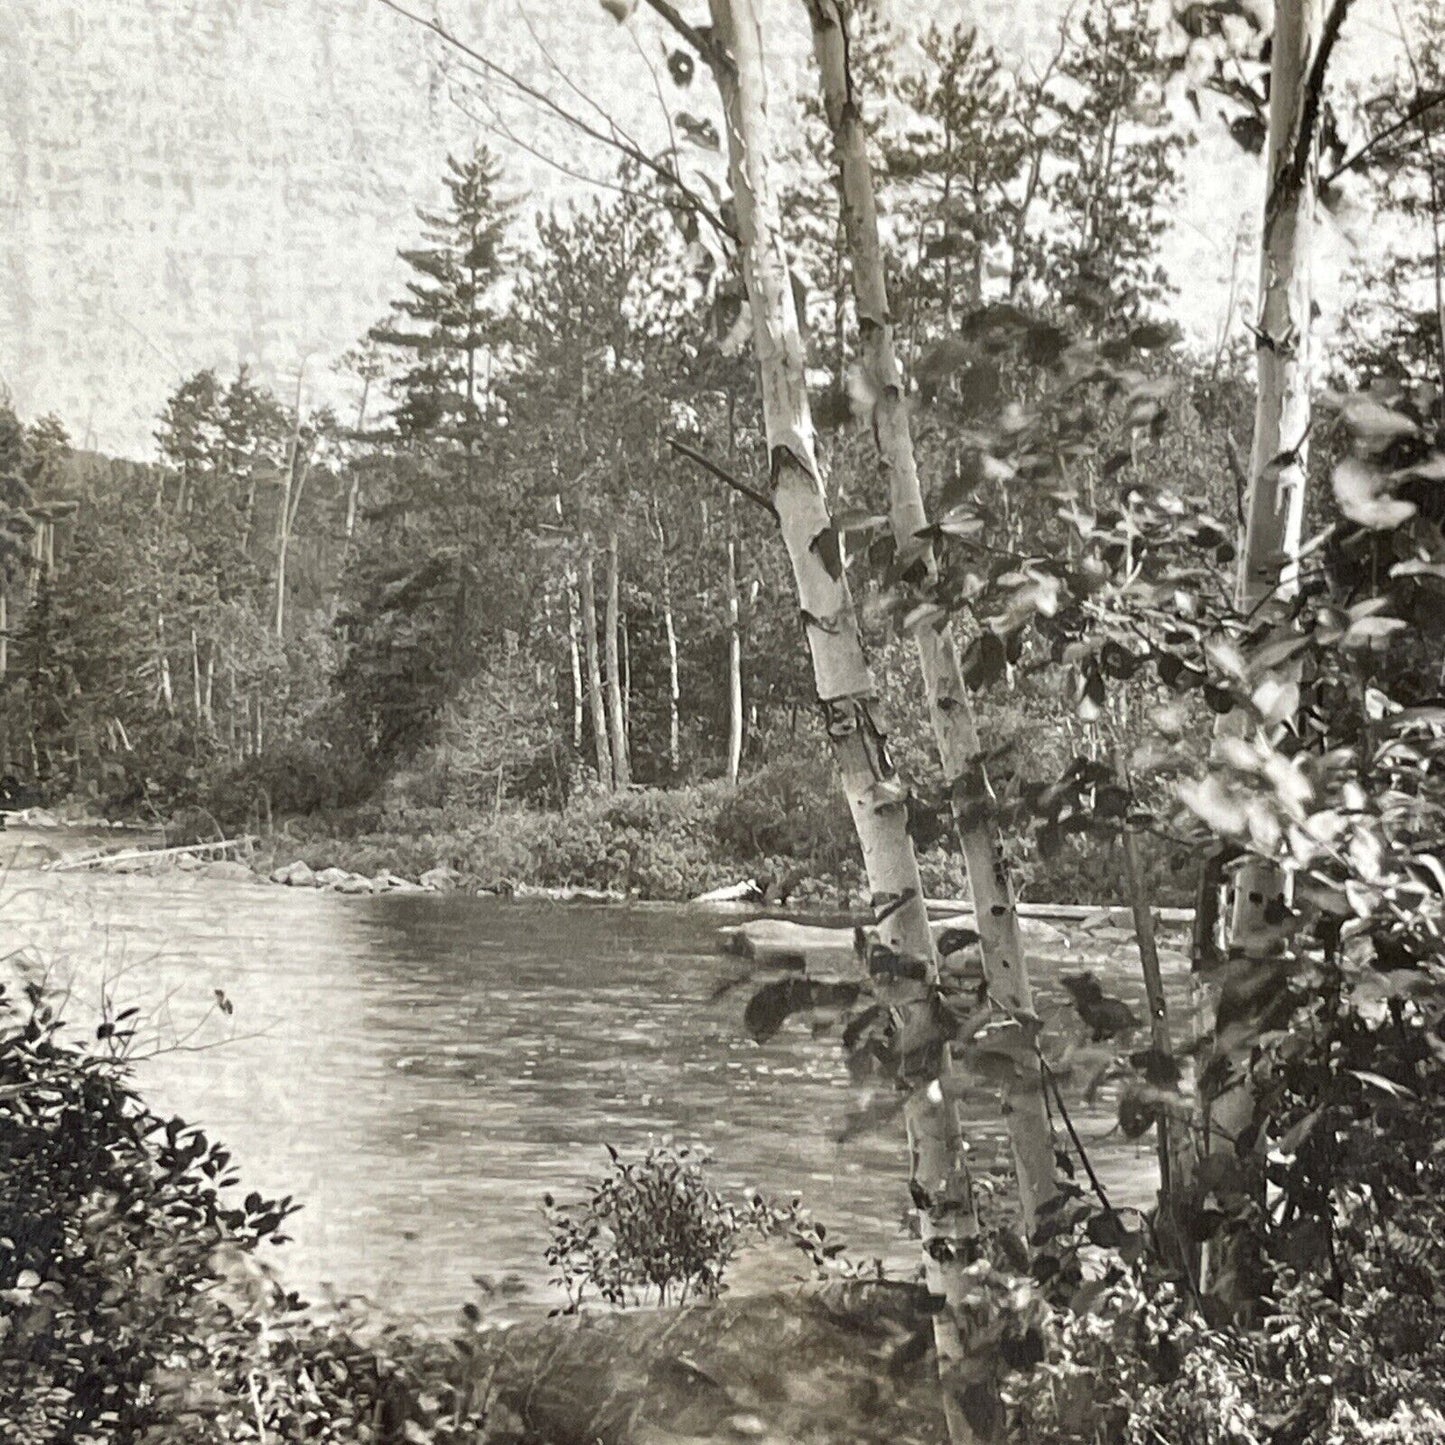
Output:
0 866 1187 1322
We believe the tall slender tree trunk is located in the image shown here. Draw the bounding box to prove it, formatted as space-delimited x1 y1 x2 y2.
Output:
808 0 1057 1240
726 522 744 786
1202 0 1325 1318
190 628 203 720
565 567 585 751
604 529 631 787
0 585 8 679
725 409 744 786
621 610 632 748
651 490 682 774
344 376 371 543
157 609 174 716
580 542 613 789
691 5 985 1436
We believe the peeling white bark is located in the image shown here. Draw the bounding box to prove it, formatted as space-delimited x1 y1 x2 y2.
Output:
1205 0 1324 1313
807 0 1057 1240
580 541 613 789
701 2 981 1435
604 528 631 788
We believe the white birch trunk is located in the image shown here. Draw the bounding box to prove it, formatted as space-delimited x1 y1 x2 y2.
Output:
1203 0 1323 1314
726 531 744 786
651 493 682 773
565 567 585 752
604 529 631 787
580 543 614 789
621 609 632 745
158 612 174 716
807 0 1057 1240
701 3 982 1435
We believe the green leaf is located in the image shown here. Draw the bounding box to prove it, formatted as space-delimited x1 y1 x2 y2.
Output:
1347 1069 1414 1100
961 631 1006 690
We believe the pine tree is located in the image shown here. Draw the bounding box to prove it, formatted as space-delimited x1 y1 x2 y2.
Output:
370 146 510 451
1034 0 1182 328
886 25 1030 323
0 409 35 590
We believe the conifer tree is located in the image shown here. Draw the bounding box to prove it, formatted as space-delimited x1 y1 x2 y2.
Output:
369 145 510 452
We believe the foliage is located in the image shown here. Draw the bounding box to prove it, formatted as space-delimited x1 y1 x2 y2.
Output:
542 1144 799 1310
0 967 512 1445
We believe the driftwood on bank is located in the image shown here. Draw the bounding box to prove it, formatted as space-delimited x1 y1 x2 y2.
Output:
47 835 257 873
717 907 1193 975
467 1281 946 1445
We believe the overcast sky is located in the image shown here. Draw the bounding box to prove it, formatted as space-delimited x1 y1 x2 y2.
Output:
0 0 1401 459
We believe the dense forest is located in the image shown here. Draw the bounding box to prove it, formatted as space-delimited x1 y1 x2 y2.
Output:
0 0 1256 901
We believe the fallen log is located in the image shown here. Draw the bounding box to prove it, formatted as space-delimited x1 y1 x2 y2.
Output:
927 899 1195 927
719 914 1069 974
468 1281 946 1445
47 836 257 873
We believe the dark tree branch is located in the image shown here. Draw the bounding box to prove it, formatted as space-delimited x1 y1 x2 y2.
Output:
1224 432 1249 531
1267 0 1354 222
637 0 727 75
665 435 778 518
1322 89 1445 186
373 0 734 241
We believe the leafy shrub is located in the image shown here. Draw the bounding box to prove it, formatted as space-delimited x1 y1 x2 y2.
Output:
0 972 492 1444
542 1144 798 1310
712 758 856 879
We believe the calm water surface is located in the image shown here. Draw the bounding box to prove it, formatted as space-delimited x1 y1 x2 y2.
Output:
0 852 1187 1323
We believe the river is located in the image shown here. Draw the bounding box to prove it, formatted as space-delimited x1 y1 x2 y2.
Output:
1 842 1187 1324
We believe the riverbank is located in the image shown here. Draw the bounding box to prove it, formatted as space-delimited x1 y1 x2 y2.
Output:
248 770 875 906
236 764 1197 909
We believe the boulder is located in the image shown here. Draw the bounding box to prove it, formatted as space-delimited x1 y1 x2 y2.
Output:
719 918 863 975
335 873 375 895
314 866 353 889
381 874 427 893
419 864 463 892
13 807 61 828
204 859 254 882
275 859 316 888
465 1280 946 1445
175 852 204 872
508 881 623 903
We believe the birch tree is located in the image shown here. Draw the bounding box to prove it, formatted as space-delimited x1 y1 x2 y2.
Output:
638 1 996 1436
1200 0 1349 1315
805 0 1058 1240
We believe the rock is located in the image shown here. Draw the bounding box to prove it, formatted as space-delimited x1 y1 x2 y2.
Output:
381 874 427 893
314 866 353 889
419 865 462 892
465 1280 945 1445
276 859 316 888
12 807 61 828
204 859 254 882
693 878 764 904
719 918 862 973
335 873 375 895
175 852 204 872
